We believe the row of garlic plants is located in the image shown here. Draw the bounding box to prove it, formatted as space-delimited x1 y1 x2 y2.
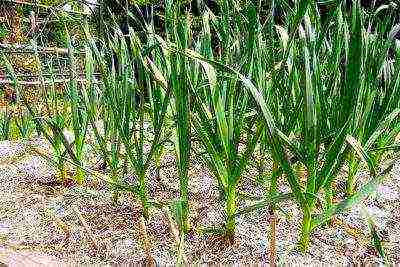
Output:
1 0 399 264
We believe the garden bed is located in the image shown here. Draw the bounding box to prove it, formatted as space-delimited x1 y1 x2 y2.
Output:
0 138 399 265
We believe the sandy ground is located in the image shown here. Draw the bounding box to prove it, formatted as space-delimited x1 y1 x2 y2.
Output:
0 137 399 266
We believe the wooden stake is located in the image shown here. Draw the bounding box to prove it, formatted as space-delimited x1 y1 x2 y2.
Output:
269 161 279 267
163 207 188 264
139 216 155 266
269 209 277 267
73 205 100 252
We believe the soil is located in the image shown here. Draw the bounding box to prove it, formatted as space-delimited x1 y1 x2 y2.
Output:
0 137 399 266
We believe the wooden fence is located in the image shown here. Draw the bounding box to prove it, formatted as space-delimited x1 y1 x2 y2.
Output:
0 0 96 88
